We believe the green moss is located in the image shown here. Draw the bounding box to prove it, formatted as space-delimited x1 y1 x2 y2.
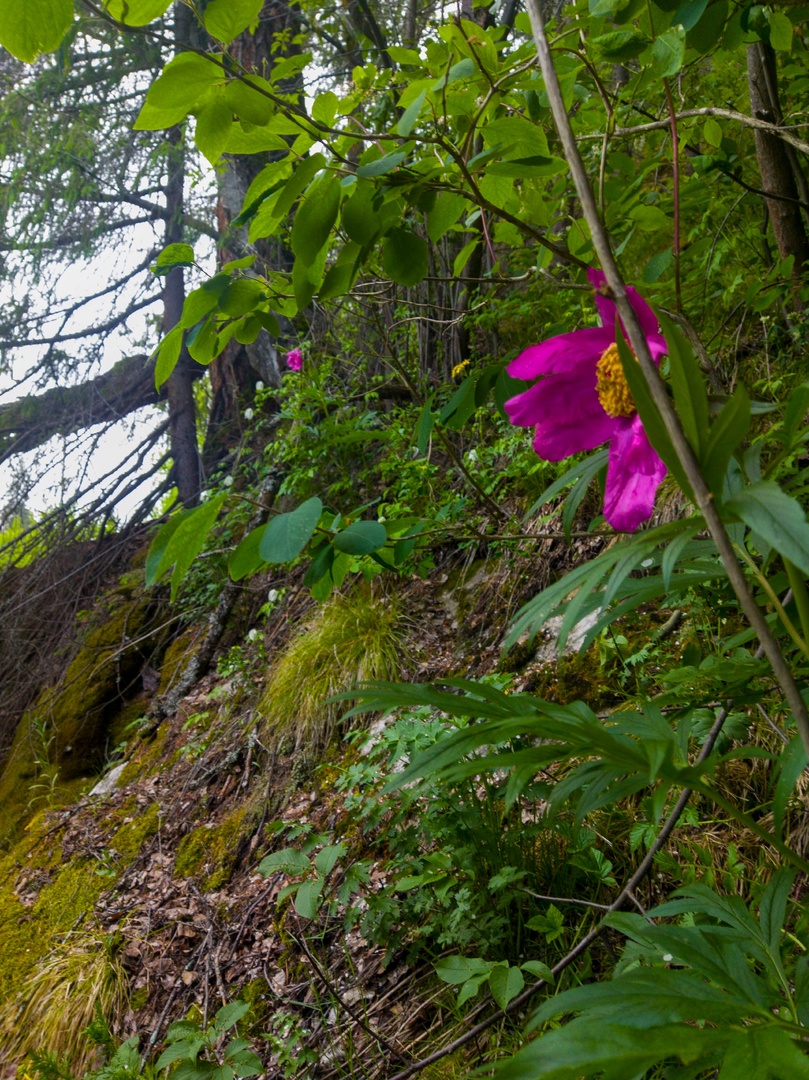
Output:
174 806 250 890
110 801 160 862
116 725 169 787
158 627 201 696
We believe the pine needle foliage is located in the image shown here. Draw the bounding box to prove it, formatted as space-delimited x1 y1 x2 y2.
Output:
259 590 406 751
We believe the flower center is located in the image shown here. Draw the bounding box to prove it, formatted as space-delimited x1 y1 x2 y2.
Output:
596 343 635 418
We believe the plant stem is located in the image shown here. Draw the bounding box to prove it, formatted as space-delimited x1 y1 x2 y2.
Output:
524 0 809 763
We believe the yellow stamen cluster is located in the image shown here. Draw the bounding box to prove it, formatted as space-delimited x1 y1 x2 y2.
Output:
451 359 471 379
596 343 635 418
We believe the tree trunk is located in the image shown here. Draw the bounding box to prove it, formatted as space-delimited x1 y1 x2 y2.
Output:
163 1 203 506
747 40 809 273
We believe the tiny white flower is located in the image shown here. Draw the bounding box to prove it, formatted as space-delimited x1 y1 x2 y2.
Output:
255 380 265 391
244 408 255 420
662 953 673 963
222 475 234 487
641 558 654 568
267 589 279 603
247 628 259 641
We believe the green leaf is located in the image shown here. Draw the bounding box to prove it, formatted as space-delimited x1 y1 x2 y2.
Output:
145 508 195 587
416 395 435 454
332 520 387 555
145 52 221 114
703 386 750 496
314 843 347 875
228 524 266 581
147 496 227 601
0 0 73 61
357 151 407 178
642 249 673 283
397 89 426 136
214 1001 250 1033
291 173 341 263
660 312 710 460
651 26 686 76
202 0 263 43
195 95 234 165
435 955 492 985
258 848 311 876
768 11 793 51
218 279 265 317
381 228 429 287
489 963 524 1010
725 481 809 577
311 90 339 125
426 192 467 242
153 243 195 276
105 0 171 25
294 879 324 918
259 497 323 563
154 326 184 389
704 117 723 147
224 76 274 125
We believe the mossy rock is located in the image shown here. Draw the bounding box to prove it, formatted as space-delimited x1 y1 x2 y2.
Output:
158 626 203 697
174 805 253 890
110 801 161 862
0 587 171 846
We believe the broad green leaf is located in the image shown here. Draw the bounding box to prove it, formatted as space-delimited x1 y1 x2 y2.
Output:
291 173 341 263
686 0 728 52
674 0 708 28
195 95 234 164
489 964 524 1010
314 843 347 875
105 0 171 25
259 497 323 563
397 89 426 136
154 243 195 275
203 0 263 43
294 879 324 918
311 90 339 125
0 0 73 61
725 481 809 576
145 52 221 113
228 524 265 581
593 29 650 60
145 508 195 587
651 26 686 76
218 279 265 317
214 1001 250 1032
435 956 491 985
147 495 227 601
342 182 381 245
332 520 387 555
642 249 673 283
224 76 274 126
381 228 428 287
154 326 184 389
704 117 723 147
768 12 793 51
426 192 467 242
258 848 311 876
357 151 407 179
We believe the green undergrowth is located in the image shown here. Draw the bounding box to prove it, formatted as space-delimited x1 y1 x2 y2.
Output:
174 803 255 890
258 587 407 750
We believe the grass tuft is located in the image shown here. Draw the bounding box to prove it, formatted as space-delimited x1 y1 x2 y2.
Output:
259 589 406 751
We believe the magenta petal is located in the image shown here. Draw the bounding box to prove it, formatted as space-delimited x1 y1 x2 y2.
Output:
603 415 667 531
506 372 618 460
508 327 612 380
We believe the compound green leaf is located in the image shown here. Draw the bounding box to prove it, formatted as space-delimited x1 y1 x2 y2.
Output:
0 0 73 61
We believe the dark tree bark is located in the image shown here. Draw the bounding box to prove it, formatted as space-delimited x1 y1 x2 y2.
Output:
747 40 809 273
163 1 203 506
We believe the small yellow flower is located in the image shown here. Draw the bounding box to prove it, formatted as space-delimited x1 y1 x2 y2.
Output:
451 359 471 379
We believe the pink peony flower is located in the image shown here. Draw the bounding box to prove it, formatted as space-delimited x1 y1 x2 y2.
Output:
286 348 303 371
505 269 667 532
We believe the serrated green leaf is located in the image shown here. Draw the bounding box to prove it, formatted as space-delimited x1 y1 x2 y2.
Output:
314 843 347 875
258 847 312 876
259 497 322 563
